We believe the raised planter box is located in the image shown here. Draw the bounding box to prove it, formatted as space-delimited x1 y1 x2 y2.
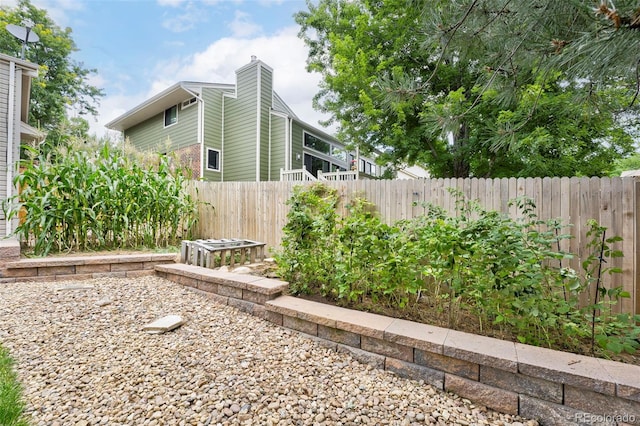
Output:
158 263 640 426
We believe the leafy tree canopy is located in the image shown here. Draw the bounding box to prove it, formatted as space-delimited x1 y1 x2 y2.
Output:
0 0 103 140
295 0 638 177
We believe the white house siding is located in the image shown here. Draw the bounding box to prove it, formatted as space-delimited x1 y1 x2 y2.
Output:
0 60 9 237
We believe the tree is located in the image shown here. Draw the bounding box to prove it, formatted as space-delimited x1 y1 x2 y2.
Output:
295 0 636 177
0 0 103 139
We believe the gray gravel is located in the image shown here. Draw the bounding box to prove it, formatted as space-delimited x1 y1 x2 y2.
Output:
0 276 538 426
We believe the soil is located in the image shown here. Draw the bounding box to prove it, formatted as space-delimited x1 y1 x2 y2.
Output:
249 262 640 367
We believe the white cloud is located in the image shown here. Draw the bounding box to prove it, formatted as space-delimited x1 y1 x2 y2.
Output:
93 25 335 138
227 10 262 38
157 0 186 7
161 2 209 33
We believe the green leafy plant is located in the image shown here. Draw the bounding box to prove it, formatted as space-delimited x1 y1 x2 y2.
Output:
581 220 640 355
277 183 639 359
0 345 29 426
5 142 199 256
275 183 339 295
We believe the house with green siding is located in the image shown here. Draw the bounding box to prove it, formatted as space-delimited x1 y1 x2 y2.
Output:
106 56 383 182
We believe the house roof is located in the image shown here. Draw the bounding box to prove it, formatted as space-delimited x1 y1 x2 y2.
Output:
20 121 45 142
0 53 39 124
105 82 234 131
272 91 298 120
106 73 306 133
0 53 38 73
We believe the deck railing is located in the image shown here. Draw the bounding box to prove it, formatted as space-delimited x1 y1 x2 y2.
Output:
280 167 317 182
318 170 358 181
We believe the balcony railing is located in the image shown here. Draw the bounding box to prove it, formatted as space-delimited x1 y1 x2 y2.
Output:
280 167 317 182
280 167 360 182
318 170 358 181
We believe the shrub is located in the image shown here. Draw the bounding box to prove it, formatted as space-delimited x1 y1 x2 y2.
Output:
277 183 640 357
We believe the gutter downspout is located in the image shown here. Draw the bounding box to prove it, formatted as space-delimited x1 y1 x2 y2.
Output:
268 112 271 181
182 87 205 180
255 65 261 182
288 117 293 169
198 95 204 180
6 61 16 237
221 94 225 182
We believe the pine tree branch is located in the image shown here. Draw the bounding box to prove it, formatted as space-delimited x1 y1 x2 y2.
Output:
424 0 481 88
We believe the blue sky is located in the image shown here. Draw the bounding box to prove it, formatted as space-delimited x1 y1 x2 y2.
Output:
2 0 333 138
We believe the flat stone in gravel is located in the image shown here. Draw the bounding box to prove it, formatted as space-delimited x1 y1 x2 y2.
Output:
143 314 185 334
55 283 94 291
0 276 538 425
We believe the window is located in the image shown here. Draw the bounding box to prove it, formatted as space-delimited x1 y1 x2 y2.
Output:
331 146 347 161
304 153 330 177
304 133 331 154
164 105 177 127
206 148 220 171
182 97 197 109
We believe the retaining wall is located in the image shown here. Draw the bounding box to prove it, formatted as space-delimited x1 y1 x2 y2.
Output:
0 253 177 282
157 263 640 426
2 258 638 425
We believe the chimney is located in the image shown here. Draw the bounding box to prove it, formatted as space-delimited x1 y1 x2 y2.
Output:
251 55 257 62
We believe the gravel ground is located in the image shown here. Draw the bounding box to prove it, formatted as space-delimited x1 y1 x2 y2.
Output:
0 276 538 426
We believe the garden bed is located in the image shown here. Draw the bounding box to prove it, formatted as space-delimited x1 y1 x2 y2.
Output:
253 262 640 367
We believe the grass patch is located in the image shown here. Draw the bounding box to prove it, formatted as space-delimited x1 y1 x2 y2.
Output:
0 345 29 426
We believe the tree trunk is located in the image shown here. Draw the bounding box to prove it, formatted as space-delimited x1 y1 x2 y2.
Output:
452 123 471 178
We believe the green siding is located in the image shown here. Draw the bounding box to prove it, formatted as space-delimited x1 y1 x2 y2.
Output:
290 121 304 170
125 102 198 153
202 87 226 182
270 115 286 180
223 65 258 181
259 66 272 181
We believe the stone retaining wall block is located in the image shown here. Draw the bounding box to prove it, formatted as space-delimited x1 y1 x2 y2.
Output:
445 374 518 415
480 365 563 404
519 395 617 426
385 357 444 390
282 315 318 336
415 348 479 381
318 324 361 348
217 284 243 299
361 336 413 362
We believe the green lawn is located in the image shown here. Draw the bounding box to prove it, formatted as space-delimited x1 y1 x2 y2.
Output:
0 344 29 426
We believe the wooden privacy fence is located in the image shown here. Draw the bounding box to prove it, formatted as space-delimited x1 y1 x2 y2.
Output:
185 177 639 316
